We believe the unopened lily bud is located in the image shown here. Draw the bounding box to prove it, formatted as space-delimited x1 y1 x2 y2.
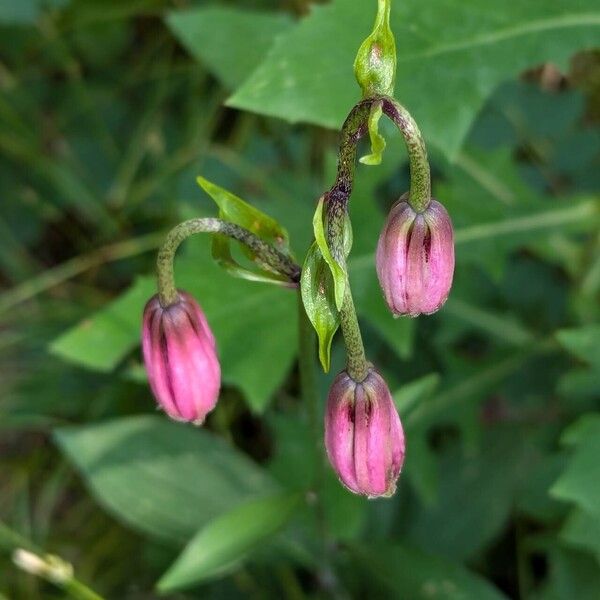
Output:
376 194 454 317
141 291 220 424
325 368 405 498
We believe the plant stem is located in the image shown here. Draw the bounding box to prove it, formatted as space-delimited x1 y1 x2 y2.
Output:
338 285 369 382
380 96 431 212
157 217 301 306
0 521 104 600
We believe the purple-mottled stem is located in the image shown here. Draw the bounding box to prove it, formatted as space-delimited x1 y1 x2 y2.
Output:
157 217 301 307
323 94 431 381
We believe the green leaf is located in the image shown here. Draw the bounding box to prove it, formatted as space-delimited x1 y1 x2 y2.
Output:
352 542 508 599
54 416 277 545
0 0 68 24
551 414 600 520
50 277 150 372
166 8 292 90
359 101 386 165
197 175 292 286
405 426 538 562
228 0 600 159
561 509 600 564
49 249 297 412
312 197 347 310
556 325 600 367
157 492 301 591
393 373 440 415
197 176 290 253
300 241 339 372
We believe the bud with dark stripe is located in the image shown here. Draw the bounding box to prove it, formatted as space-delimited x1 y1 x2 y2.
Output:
376 194 454 317
325 368 405 498
141 291 220 424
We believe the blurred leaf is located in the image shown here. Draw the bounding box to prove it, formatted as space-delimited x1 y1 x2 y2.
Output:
166 7 292 90
301 241 339 372
228 0 600 159
352 542 507 599
157 492 301 591
556 325 600 367
405 426 539 561
54 416 277 545
561 508 600 564
0 0 68 24
50 277 150 372
50 249 298 412
551 414 600 520
533 546 600 600
443 297 534 346
516 453 568 523
393 373 440 415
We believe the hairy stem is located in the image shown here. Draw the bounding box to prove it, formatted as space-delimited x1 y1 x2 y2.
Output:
157 217 301 306
338 284 369 382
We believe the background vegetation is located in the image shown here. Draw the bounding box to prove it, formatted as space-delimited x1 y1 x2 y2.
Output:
1 0 599 598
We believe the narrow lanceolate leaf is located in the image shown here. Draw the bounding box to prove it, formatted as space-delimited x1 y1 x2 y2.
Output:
228 0 600 159
197 175 293 285
300 241 340 372
359 102 386 165
157 492 302 591
312 197 347 310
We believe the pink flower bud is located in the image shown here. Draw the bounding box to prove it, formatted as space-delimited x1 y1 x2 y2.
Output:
376 195 454 317
141 291 220 425
325 368 405 498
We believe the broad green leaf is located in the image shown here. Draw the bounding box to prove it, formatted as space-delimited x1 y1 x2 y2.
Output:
300 241 339 372
50 277 150 372
405 426 538 561
54 416 277 545
49 249 297 412
535 546 600 600
561 509 600 564
516 453 568 523
166 8 292 90
352 542 508 599
228 0 600 159
556 325 600 367
157 492 301 591
551 414 600 520
312 197 347 310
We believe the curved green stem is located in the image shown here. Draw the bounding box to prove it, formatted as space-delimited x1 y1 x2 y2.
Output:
157 217 301 306
338 284 369 382
380 96 431 212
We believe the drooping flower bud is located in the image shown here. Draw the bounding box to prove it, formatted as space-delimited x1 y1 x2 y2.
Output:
325 368 405 498
141 291 220 424
376 194 454 317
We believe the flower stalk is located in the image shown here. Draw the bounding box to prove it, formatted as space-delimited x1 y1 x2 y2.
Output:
157 217 301 307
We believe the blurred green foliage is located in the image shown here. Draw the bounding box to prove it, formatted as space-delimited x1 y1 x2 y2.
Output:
0 0 599 598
